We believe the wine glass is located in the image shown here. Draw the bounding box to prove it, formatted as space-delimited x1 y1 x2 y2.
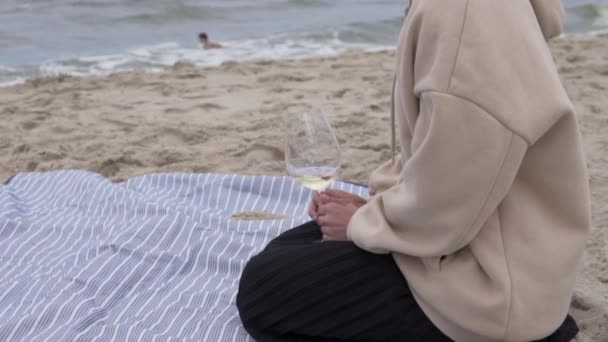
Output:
285 108 342 191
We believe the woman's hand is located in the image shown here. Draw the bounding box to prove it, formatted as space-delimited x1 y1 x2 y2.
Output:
322 189 368 208
317 199 359 241
314 190 367 241
308 189 367 222
308 191 322 221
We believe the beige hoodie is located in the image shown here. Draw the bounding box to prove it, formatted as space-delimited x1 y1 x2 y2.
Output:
346 0 592 341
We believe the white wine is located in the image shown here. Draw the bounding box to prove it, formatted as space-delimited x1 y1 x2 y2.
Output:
287 165 338 191
284 108 341 192
293 175 335 191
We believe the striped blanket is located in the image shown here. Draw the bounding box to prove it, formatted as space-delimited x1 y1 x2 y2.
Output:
0 171 367 341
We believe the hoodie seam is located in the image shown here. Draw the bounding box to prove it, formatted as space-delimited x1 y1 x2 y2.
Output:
498 204 514 341
420 91 522 257
442 88 536 145
425 91 530 146
446 0 469 92
449 128 516 257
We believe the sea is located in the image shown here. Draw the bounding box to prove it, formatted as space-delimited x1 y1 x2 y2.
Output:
1 0 607 86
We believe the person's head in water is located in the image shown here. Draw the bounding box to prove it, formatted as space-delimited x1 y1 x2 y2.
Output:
199 32 222 49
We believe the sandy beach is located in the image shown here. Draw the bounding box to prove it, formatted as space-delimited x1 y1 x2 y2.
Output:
1 34 607 341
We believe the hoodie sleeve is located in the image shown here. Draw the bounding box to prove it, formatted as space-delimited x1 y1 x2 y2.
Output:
346 91 528 257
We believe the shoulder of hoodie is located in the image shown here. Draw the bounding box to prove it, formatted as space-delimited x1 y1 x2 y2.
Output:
409 0 536 29
407 0 551 75
407 0 543 61
406 0 569 144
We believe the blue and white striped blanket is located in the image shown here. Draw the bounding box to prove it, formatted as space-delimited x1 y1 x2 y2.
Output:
0 171 367 341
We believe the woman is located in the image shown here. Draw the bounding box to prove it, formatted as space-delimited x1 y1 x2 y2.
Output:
237 0 591 341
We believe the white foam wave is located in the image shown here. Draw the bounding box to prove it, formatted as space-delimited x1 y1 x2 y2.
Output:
0 32 393 86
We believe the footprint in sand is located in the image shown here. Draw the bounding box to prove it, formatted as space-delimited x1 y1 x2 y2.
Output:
111 104 133 111
99 118 136 133
335 117 366 129
21 121 39 130
26 161 38 171
333 89 350 98
225 84 251 92
161 85 176 96
196 103 225 111
1 106 19 115
588 104 602 114
571 294 594 312
566 54 587 64
369 104 385 112
355 143 390 152
35 112 50 121
0 137 11 149
164 107 187 114
258 74 314 83
178 87 209 97
39 151 66 162
254 60 275 66
154 150 187 167
32 97 53 107
180 129 210 145
174 72 203 80
243 118 280 132
272 87 291 94
134 127 208 147
97 156 144 177
51 125 74 134
12 144 31 154
233 144 285 162
589 82 606 91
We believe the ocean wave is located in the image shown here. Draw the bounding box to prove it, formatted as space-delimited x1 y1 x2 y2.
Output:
111 4 226 25
2 1 606 87
565 3 608 32
567 4 608 19
0 32 392 87
0 65 29 86
342 16 403 43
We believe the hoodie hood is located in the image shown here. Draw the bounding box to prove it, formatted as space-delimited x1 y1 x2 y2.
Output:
530 0 566 39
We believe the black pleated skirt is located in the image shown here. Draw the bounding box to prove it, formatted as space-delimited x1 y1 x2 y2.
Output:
236 221 579 342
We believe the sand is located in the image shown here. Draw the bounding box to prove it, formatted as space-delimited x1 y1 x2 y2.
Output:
1 34 607 340
230 212 289 221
